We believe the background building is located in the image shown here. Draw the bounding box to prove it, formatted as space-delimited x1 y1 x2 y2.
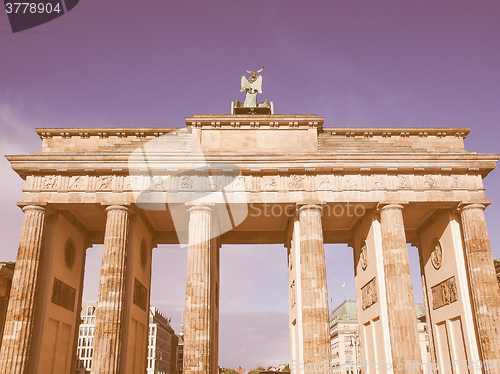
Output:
329 300 360 374
177 333 184 374
148 307 179 374
415 303 431 372
495 259 500 287
329 300 430 374
0 262 14 350
74 304 178 374
75 303 96 373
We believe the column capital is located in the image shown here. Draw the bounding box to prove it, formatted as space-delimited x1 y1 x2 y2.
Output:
296 202 324 213
186 202 214 214
458 202 489 212
105 204 130 213
377 203 406 212
21 205 46 213
18 203 56 215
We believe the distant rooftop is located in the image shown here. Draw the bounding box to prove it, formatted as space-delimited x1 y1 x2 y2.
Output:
0 262 15 270
330 300 358 324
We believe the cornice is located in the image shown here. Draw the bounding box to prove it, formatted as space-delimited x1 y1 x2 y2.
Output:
36 128 186 140
320 128 470 139
6 154 498 178
35 124 471 138
186 114 324 129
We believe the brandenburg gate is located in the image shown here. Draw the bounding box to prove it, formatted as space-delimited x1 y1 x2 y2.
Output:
1 109 500 374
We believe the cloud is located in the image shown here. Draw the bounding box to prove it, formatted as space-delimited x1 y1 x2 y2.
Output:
0 101 44 261
219 309 289 370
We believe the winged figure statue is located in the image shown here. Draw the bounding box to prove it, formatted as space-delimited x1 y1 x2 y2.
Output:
232 67 273 114
240 67 264 107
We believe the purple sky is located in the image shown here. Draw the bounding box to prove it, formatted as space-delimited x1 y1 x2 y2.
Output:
1 0 500 369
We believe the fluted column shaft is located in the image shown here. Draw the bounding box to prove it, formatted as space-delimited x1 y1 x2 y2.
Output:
183 205 214 374
298 204 331 372
92 205 130 374
460 204 500 373
0 206 46 374
379 204 422 374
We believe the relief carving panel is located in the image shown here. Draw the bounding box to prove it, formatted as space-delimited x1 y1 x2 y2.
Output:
41 175 58 190
95 175 113 190
262 176 277 190
360 243 368 271
343 175 359 190
317 175 332 190
424 175 439 189
51 278 76 312
361 277 378 310
289 174 305 190
180 175 194 190
431 239 443 270
397 174 411 189
68 176 88 190
232 175 246 191
29 172 475 195
133 278 148 311
372 174 386 189
431 276 458 310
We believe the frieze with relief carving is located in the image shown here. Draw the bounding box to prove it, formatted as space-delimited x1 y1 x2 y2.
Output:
95 176 113 190
41 175 58 190
32 173 478 193
232 175 246 191
289 174 305 190
317 175 332 190
397 175 411 189
343 175 359 190
262 175 277 190
180 175 194 190
424 175 439 189
68 175 87 190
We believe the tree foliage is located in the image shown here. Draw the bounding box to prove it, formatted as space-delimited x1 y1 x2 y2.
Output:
248 367 266 374
221 369 239 374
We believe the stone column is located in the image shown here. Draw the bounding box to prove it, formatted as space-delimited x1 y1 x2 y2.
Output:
183 204 217 374
379 204 422 374
460 203 500 372
92 205 130 374
298 204 331 372
0 205 46 374
0 296 8 348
